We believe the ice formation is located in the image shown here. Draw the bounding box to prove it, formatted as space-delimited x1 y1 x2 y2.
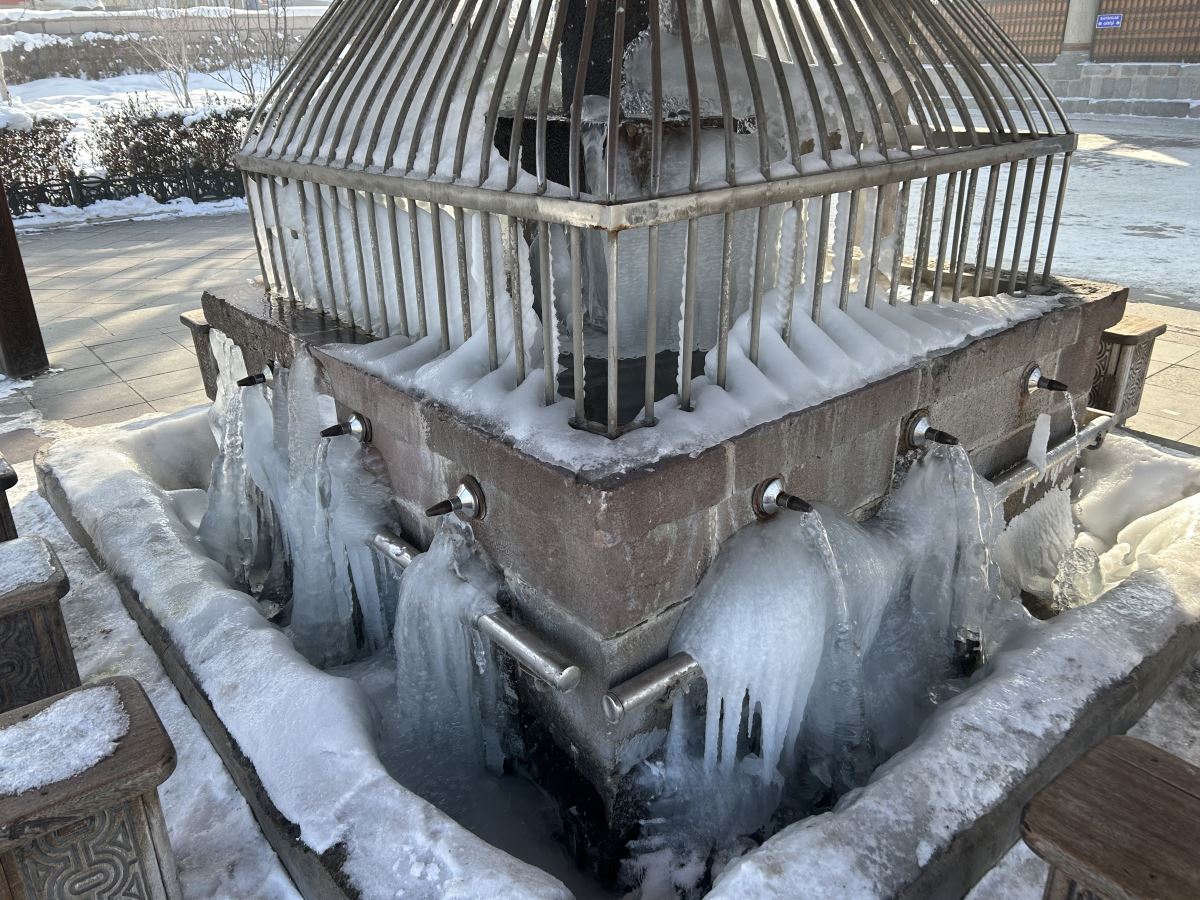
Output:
0 686 128 796
391 524 508 809
200 332 400 667
640 444 1009 871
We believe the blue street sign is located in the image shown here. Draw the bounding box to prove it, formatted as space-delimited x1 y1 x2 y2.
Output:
1096 13 1124 28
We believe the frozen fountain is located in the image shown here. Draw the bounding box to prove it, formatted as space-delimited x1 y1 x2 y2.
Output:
31 1 1199 898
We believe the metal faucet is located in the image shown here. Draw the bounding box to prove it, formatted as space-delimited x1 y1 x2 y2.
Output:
905 410 959 449
752 476 813 518
425 476 486 521
1023 363 1069 394
320 413 372 443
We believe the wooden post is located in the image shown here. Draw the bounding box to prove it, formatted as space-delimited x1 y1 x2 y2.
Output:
0 173 49 379
0 536 78 714
1023 735 1200 899
0 677 181 900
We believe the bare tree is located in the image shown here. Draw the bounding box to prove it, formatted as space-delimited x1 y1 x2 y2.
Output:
123 1 211 108
209 0 296 105
0 48 11 105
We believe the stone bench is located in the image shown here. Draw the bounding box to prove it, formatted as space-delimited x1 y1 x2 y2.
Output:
1089 314 1168 423
1 450 16 542
1023 735 1200 899
0 536 78 715
0 676 180 899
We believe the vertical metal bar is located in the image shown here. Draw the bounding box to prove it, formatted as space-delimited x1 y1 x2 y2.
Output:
1041 153 1073 285
454 207 472 342
930 173 957 304
644 225 660 425
991 161 1020 296
716 214 735 387
569 226 585 424
325 185 352 324
606 232 620 436
346 190 373 334
385 195 408 336
309 181 339 320
680 218 699 410
1008 159 1039 295
811 195 832 324
782 199 804 344
912 176 937 304
952 168 979 302
406 198 428 337
749 207 770 364
1025 157 1056 291
364 192 389 336
567 0 600 199
243 172 274 293
294 181 318 310
506 215 527 386
973 165 1001 297
839 189 861 311
865 187 885 309
889 181 912 306
643 0 663 426
537 222 555 406
430 203 450 352
266 177 294 300
480 211 498 369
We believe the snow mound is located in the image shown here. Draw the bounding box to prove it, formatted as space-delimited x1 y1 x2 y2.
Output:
0 535 57 598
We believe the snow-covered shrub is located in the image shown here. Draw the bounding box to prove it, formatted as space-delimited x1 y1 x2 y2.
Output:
89 95 249 176
0 116 75 184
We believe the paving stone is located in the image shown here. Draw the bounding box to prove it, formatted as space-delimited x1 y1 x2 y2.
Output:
89 334 186 362
1147 365 1200 397
150 389 212 414
1125 412 1199 442
106 348 200 380
66 403 156 428
127 368 205 402
33 382 145 420
29 365 122 399
1152 340 1199 366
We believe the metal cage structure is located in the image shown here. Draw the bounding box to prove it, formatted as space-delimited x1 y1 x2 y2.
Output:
239 0 1075 438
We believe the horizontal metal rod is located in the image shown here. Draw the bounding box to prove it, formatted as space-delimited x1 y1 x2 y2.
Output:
370 528 421 569
475 611 581 693
236 134 1075 233
368 528 581 692
991 409 1116 500
603 652 701 725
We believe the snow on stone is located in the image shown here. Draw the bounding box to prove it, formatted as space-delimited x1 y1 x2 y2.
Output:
0 685 128 796
38 411 571 900
0 535 57 598
328 290 1064 475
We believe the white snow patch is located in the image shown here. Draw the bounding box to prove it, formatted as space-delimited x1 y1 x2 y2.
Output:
16 196 247 231
0 685 128 796
0 535 57 597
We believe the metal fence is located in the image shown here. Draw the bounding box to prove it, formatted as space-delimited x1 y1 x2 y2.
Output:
1093 0 1200 62
979 0 1069 62
241 0 1075 438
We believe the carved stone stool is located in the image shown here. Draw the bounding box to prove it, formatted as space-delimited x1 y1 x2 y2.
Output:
0 452 16 542
1022 735 1200 899
0 677 180 899
0 537 77 716
1089 315 1168 423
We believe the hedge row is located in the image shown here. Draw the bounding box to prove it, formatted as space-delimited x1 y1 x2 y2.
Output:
0 98 251 214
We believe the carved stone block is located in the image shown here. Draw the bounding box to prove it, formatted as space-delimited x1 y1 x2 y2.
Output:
1089 314 1168 422
0 537 77 715
0 677 180 900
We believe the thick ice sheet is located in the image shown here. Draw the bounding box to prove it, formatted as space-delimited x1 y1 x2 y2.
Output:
39 411 571 900
0 686 127 796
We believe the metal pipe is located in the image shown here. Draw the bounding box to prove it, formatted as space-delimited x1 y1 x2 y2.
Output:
991 411 1115 499
370 528 420 569
321 413 372 443
476 612 581 693
603 652 701 725
366 530 581 693
1024 364 1069 395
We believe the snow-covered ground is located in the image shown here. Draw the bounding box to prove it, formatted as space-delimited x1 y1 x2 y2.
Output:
5 455 301 899
14 195 247 231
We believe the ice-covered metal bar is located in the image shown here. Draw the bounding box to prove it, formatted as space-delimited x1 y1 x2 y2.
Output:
602 652 701 726
368 527 580 692
476 612 581 693
990 411 1116 499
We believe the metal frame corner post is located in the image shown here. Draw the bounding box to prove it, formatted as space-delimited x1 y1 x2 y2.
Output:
0 173 49 379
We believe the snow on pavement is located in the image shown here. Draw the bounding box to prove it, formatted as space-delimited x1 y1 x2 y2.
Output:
6 460 300 900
